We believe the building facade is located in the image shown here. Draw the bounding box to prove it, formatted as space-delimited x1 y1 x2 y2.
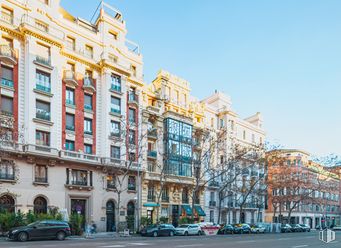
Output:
266 149 341 228
141 70 206 226
201 92 266 224
0 0 143 232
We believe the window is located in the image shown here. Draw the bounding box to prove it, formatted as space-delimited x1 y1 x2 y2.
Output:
66 114 75 131
220 119 224 128
129 152 136 162
0 160 14 180
84 94 92 110
111 96 121 114
71 170 88 186
1 7 13 24
131 65 137 77
128 88 137 102
111 121 120 136
111 146 120 159
66 88 75 105
36 43 50 65
107 174 115 189
1 96 13 115
36 100 50 121
85 45 93 58
34 197 47 214
252 134 255 143
147 185 155 201
38 0 49 5
129 129 135 144
84 144 92 154
0 194 15 213
111 74 121 92
66 36 75 51
65 140 75 151
128 176 136 190
36 70 51 92
161 188 169 202
210 210 214 223
84 118 92 135
182 188 189 204
260 137 263 144
35 165 47 183
36 130 50 146
243 130 246 140
1 66 13 88
84 70 93 87
109 31 118 40
128 108 136 123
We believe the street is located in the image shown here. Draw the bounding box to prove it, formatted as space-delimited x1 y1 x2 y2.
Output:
0 232 340 248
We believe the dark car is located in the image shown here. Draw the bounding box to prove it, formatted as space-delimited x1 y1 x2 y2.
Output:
280 224 292 233
140 224 175 237
290 224 303 232
233 224 251 234
218 224 234 234
299 224 311 232
8 220 71 242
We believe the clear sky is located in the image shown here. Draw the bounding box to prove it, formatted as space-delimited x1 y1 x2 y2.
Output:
60 0 341 157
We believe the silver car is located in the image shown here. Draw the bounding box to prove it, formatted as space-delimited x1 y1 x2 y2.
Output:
175 224 202 236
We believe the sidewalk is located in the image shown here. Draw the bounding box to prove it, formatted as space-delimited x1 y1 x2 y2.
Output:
69 232 141 240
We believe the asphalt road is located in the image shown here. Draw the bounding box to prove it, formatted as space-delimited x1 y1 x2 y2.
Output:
0 231 340 248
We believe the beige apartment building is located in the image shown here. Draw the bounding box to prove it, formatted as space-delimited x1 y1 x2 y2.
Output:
0 0 143 232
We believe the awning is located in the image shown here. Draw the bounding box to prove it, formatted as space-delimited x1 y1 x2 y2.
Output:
194 205 206 216
181 205 193 216
143 203 160 207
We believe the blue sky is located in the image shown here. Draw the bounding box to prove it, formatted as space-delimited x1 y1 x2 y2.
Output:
61 0 341 157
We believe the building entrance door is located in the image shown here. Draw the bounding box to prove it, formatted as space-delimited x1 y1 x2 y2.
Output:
106 200 115 232
71 199 86 228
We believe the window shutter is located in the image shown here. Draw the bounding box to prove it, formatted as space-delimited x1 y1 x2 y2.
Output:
66 168 69 184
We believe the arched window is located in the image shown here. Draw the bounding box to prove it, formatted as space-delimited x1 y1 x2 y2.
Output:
0 194 15 212
182 188 189 204
127 202 135 216
34 197 47 214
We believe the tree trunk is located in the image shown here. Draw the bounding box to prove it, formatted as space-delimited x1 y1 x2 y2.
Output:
239 205 243 224
116 192 121 232
217 196 222 224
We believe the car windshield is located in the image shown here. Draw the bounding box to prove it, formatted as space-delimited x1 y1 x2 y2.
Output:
147 224 157 229
178 225 189 228
27 221 40 227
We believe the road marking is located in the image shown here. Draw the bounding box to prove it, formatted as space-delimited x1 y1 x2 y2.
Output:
100 245 126 248
292 245 308 248
236 240 256 243
175 245 203 248
127 243 151 246
278 238 291 240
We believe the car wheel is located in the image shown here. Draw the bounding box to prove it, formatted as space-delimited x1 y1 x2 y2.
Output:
56 231 66 241
257 230 259 234
169 231 174 237
184 231 188 236
153 231 158 237
18 232 28 242
198 231 201 236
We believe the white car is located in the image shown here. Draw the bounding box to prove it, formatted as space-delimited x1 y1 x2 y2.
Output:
175 224 202 236
251 224 266 233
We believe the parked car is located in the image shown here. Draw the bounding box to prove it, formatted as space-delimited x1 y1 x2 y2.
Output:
299 224 311 232
280 224 292 233
290 224 304 232
219 224 235 234
332 226 341 231
233 224 251 234
8 220 71 242
251 224 266 234
175 224 202 236
140 224 175 237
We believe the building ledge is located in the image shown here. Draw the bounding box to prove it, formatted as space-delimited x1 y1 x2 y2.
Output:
109 112 122 118
0 84 15 92
33 88 53 97
109 89 123 96
0 179 16 184
33 60 54 70
33 181 49 186
33 118 54 126
65 184 93 191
